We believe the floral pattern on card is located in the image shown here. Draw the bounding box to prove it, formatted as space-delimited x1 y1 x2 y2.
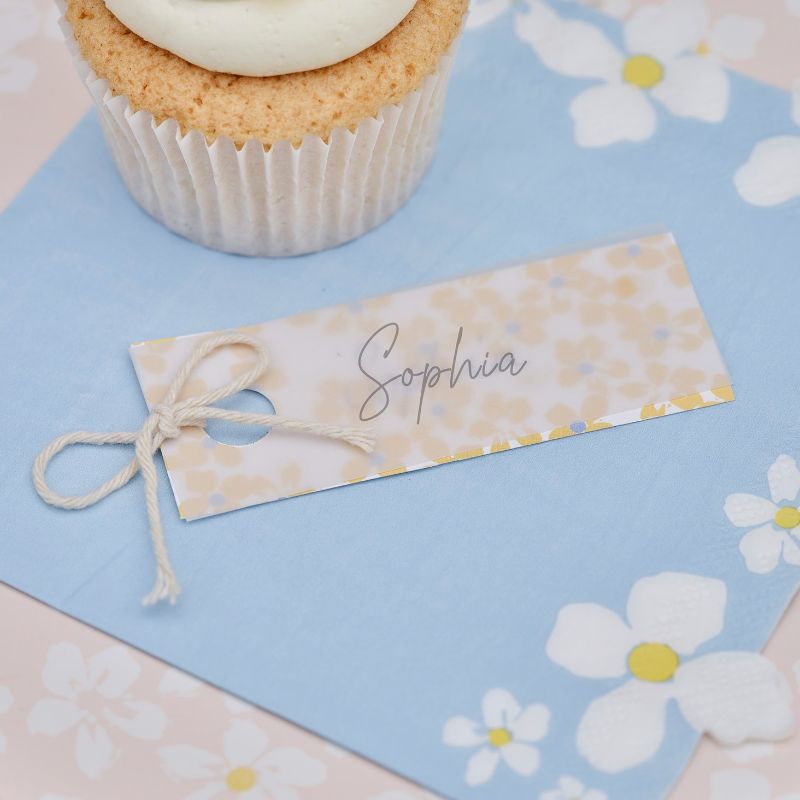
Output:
131 233 732 521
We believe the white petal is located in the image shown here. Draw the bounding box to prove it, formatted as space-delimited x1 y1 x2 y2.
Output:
0 54 37 94
739 525 785 574
722 741 776 763
558 776 585 795
790 0 800 18
158 668 202 697
41 642 90 701
223 695 253 714
509 704 550 742
482 688 521 729
725 494 777 527
735 136 800 206
708 15 764 60
546 603 634 677
27 698 84 736
675 652 795 744
75 722 117 779
500 741 540 776
224 718 269 766
104 700 168 740
570 83 657 147
767 455 800 504
710 768 772 800
626 572 726 655
651 56 729 122
577 679 671 772
159 744 224 779
443 716 485 747
585 791 609 800
624 0 708 61
465 747 500 786
0 687 13 713
186 783 228 800
257 747 327 786
88 646 141 698
783 534 800 565
466 0 512 29
515 1 623 81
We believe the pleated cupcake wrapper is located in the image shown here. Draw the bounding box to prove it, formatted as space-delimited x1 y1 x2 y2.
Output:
59 4 457 257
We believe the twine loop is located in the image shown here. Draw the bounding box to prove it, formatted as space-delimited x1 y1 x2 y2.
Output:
32 332 375 607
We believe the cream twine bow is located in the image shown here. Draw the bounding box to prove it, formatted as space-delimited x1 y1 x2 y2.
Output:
32 332 376 607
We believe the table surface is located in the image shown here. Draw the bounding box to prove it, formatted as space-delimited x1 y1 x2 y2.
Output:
1 1 798 798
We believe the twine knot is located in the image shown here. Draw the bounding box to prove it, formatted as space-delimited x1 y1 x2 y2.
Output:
151 403 182 441
32 332 375 607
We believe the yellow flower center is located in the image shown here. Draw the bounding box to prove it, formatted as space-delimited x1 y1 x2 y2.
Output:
226 766 257 793
487 727 512 748
628 642 680 682
623 54 664 89
775 506 800 529
696 40 710 56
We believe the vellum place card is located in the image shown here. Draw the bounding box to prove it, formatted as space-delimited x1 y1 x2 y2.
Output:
130 232 732 520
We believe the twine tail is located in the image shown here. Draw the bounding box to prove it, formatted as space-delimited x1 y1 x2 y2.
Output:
136 423 181 606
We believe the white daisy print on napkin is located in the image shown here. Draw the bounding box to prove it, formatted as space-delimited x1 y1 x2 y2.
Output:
539 774 607 800
711 768 800 800
515 0 763 147
466 0 516 29
735 83 800 207
443 688 550 785
546 572 794 773
27 642 167 778
724 455 800 573
159 718 326 799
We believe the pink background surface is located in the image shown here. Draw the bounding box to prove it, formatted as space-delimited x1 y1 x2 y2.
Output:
1 1 798 797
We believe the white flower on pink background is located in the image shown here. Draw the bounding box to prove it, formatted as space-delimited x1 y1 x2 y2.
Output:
159 718 327 800
515 0 763 147
0 685 13 753
27 642 168 778
442 688 550 785
711 768 800 800
0 0 41 93
546 573 794 773
724 455 800 573
735 83 800 207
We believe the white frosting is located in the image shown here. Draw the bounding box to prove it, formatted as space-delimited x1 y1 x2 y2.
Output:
104 0 417 77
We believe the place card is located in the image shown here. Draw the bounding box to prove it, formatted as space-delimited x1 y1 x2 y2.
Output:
130 232 732 520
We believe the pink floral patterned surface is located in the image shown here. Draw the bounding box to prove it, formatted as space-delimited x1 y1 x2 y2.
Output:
1 1 799 798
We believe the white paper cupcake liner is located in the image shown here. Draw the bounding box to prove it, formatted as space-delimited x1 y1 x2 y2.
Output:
59 7 458 257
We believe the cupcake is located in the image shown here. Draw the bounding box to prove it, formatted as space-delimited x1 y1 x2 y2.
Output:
61 0 468 256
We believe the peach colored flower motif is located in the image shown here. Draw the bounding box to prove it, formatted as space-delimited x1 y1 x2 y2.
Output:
524 254 607 314
470 392 533 438
180 469 274 518
165 428 245 471
619 361 709 401
547 396 611 440
607 239 666 272
612 303 709 357
555 336 628 393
